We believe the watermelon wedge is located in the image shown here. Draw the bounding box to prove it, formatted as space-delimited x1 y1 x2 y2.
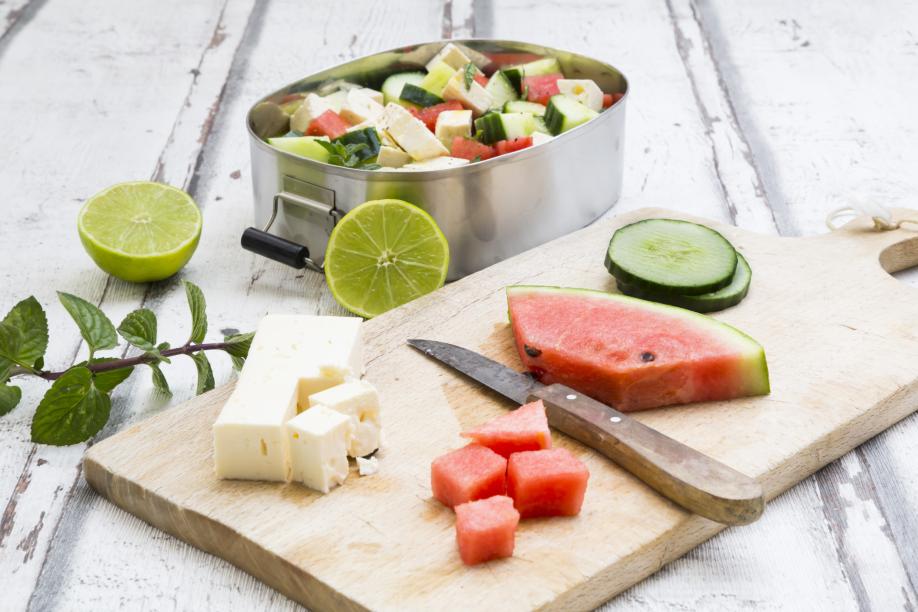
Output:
506 286 769 412
461 400 551 458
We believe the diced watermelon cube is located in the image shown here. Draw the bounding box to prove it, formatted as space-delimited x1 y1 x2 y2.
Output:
507 448 589 518
450 137 497 161
602 93 613 108
431 443 507 508
306 110 349 140
473 73 489 87
494 136 533 156
461 400 550 458
523 73 563 105
417 100 463 131
455 495 520 565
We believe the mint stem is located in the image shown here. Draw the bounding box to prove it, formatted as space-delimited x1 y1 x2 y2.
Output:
9 341 235 382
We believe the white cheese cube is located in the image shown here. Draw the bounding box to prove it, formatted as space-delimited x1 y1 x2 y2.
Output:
309 380 381 457
339 89 384 126
532 132 555 146
442 72 493 117
557 79 604 112
381 103 448 161
323 90 349 113
435 110 472 148
290 93 331 133
358 87 384 105
400 157 469 171
287 406 352 493
213 315 363 482
377 145 411 168
357 456 379 476
426 42 472 72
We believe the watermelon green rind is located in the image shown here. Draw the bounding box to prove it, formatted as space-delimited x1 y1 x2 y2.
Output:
605 219 738 296
617 253 753 313
506 285 770 407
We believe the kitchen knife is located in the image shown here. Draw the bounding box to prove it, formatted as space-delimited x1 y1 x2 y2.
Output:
408 339 764 526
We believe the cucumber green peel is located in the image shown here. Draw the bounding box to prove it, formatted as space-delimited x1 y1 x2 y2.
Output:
605 219 738 295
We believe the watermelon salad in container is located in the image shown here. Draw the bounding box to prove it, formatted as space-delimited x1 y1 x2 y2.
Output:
254 42 624 171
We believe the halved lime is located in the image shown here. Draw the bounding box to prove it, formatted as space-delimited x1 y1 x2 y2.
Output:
78 181 202 282
325 199 449 318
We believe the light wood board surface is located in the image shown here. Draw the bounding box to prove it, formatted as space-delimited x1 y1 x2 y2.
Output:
83 207 918 611
3 1 918 610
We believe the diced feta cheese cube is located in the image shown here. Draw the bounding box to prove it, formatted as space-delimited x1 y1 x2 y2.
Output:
557 79 604 112
213 315 363 482
357 456 379 476
435 109 473 148
400 156 469 171
286 405 352 493
381 103 448 161
532 132 555 146
426 42 472 72
442 72 493 117
309 380 381 457
357 87 384 105
322 90 349 113
290 93 331 133
377 145 411 168
340 89 384 126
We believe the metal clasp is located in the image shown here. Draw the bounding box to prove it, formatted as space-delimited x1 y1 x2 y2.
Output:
263 190 341 272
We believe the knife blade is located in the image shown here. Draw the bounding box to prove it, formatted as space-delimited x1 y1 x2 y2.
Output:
408 338 765 526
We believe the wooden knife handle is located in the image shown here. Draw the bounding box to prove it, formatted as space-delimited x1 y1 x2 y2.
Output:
530 384 765 525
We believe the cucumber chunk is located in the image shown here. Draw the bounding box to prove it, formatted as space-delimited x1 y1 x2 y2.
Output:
420 61 455 96
485 71 519 109
502 67 524 92
617 253 752 312
474 112 536 144
382 71 425 105
605 219 738 295
520 57 562 76
503 100 546 116
399 83 444 107
544 94 599 134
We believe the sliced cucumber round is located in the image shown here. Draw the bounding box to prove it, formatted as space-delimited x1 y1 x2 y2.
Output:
617 252 752 313
605 219 737 295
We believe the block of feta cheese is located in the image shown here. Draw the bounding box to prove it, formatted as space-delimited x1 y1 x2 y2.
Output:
400 156 469 171
339 88 384 126
357 87 384 105
357 456 379 476
286 405 352 493
380 103 448 161
435 109 473 148
377 145 411 168
290 93 332 133
213 315 363 482
309 380 381 457
425 42 472 72
442 72 493 117
322 90 348 113
557 79 603 112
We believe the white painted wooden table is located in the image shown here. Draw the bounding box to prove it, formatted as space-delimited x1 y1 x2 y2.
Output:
1 1 916 610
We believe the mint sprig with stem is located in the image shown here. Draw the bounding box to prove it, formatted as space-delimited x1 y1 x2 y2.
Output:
316 141 381 170
0 281 253 446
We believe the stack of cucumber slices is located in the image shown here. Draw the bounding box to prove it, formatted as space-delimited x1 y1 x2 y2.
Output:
605 219 751 313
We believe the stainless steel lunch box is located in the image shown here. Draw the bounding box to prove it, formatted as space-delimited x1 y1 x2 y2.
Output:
244 39 628 279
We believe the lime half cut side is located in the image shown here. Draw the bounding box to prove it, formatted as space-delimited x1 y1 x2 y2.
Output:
78 181 202 282
325 199 449 318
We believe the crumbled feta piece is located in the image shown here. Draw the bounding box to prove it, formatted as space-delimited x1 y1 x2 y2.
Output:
286 406 352 493
308 380 381 457
435 110 473 148
340 89 384 126
357 456 379 476
557 79 604 112
377 145 412 168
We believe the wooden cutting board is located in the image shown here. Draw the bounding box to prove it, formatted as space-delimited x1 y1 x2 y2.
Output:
83 208 918 611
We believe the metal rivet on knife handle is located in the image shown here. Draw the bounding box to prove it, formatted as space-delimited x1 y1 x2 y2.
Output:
529 383 765 526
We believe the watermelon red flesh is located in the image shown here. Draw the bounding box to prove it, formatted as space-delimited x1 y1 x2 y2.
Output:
455 495 520 565
507 448 589 518
431 443 507 508
507 286 770 412
495 136 533 156
306 110 349 139
523 74 563 105
451 137 496 161
417 100 463 131
461 399 551 458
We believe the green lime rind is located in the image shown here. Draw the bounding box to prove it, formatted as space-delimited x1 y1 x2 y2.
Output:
324 199 449 318
78 181 202 283
617 252 752 313
605 219 737 296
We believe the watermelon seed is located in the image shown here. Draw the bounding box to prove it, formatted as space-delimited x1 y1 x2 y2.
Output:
524 344 542 357
641 352 655 362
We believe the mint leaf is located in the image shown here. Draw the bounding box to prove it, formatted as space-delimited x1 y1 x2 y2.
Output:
0 384 21 416
183 281 207 344
463 63 475 89
0 359 11 383
149 363 171 395
58 293 117 353
0 322 23 365
31 367 110 445
222 332 254 359
118 309 158 352
189 351 214 394
230 355 245 371
2 296 48 366
83 358 134 393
